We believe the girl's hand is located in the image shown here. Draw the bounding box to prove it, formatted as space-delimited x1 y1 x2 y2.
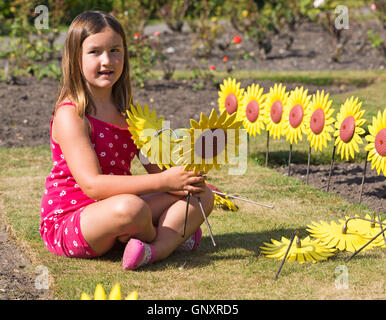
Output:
167 180 207 198
188 179 207 198
160 166 206 195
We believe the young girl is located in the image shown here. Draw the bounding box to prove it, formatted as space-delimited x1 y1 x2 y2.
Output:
40 10 214 270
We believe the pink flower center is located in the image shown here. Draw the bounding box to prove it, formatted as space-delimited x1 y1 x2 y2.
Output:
246 100 259 123
375 128 386 156
310 108 325 135
225 94 238 115
289 104 304 129
339 116 355 143
270 100 283 124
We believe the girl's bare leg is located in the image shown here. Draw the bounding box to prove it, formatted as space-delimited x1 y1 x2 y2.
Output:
144 186 214 261
80 187 214 259
80 194 157 255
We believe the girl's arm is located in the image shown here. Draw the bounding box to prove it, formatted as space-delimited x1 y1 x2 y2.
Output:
52 107 204 200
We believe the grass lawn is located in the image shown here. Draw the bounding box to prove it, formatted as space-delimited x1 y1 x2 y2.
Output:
0 71 385 300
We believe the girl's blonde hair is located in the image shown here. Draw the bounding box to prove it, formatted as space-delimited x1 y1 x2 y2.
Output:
55 10 132 117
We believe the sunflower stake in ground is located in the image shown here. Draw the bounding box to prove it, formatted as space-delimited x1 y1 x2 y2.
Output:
263 83 289 166
282 86 311 176
365 108 386 175
359 108 386 202
237 83 266 156
304 90 335 184
327 97 366 192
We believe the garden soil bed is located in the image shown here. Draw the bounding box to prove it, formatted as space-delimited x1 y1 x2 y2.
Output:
0 18 385 299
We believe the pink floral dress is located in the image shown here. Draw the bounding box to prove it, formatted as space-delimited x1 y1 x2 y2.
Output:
40 102 137 258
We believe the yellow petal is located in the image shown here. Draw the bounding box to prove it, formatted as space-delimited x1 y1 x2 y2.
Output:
94 283 107 300
190 119 201 129
80 292 92 300
125 290 139 300
108 283 122 300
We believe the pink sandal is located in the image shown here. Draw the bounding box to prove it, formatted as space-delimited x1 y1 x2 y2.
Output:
122 238 156 270
177 227 202 251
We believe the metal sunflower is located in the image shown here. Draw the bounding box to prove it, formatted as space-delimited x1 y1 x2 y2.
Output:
263 83 289 140
346 214 386 248
304 90 335 152
174 108 243 174
218 77 245 117
126 103 180 169
306 219 375 253
365 108 386 176
283 86 311 145
333 96 366 161
237 83 266 136
260 234 336 264
213 193 238 211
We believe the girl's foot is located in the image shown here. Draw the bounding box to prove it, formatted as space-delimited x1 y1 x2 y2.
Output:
177 227 202 251
122 238 156 270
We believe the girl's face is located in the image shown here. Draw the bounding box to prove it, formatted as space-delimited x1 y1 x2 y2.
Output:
81 27 124 94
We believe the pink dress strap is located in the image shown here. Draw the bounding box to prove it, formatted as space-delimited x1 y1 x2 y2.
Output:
56 102 76 110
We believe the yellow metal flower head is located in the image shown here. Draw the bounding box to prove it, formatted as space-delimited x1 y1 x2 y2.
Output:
80 283 138 300
126 103 180 169
306 219 374 252
365 108 386 176
237 83 266 136
334 96 366 161
347 214 386 248
218 77 245 117
263 83 289 140
260 235 336 264
283 86 311 145
213 192 238 211
174 109 243 174
304 90 335 152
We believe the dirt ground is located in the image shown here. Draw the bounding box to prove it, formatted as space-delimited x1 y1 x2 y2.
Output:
0 19 385 300
158 20 386 72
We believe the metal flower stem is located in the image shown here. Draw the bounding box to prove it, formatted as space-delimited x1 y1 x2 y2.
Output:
343 215 386 234
346 226 386 262
359 151 369 203
306 145 311 185
182 192 216 247
265 131 269 167
288 144 293 176
274 230 298 280
182 191 191 238
377 212 386 247
326 144 336 192
198 197 216 247
211 190 274 209
247 133 250 157
154 127 179 139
